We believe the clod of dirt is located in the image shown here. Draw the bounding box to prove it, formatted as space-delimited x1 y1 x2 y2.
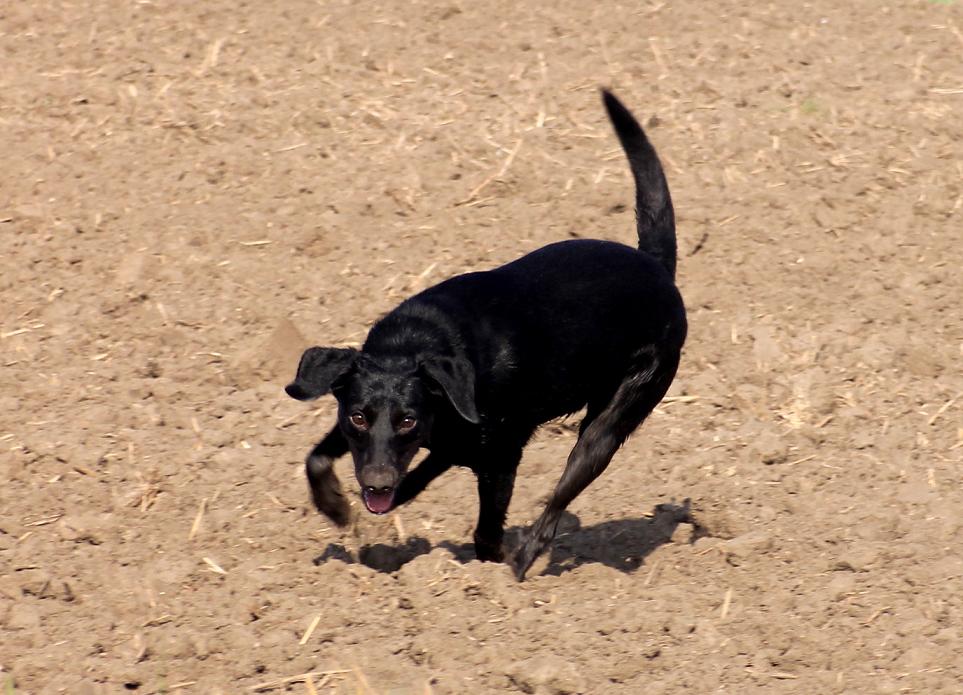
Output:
203 427 236 449
395 546 465 584
5 602 41 630
831 545 882 572
899 344 945 378
896 481 934 505
114 250 150 287
744 428 790 465
750 325 784 369
721 530 774 565
57 514 109 545
0 396 21 414
670 522 696 544
733 384 769 419
827 573 857 600
505 654 587 695
17 569 75 603
689 506 749 540
229 318 308 387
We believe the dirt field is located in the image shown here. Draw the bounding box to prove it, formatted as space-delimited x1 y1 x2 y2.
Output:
2 0 961 692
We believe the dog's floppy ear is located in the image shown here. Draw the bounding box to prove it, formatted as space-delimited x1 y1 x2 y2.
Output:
419 356 480 424
285 347 358 401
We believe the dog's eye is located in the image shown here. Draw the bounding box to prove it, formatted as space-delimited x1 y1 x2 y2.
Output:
397 416 417 433
349 412 368 430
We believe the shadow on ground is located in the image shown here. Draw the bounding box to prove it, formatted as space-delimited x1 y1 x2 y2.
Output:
313 500 692 576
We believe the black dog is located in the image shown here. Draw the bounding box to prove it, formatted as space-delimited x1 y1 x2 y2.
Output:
286 90 686 580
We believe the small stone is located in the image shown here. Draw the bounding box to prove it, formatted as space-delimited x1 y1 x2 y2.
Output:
506 654 587 694
832 546 880 572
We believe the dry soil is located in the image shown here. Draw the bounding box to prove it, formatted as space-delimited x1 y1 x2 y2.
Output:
2 1 962 693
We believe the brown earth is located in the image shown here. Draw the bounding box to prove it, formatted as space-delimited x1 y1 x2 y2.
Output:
2 0 961 693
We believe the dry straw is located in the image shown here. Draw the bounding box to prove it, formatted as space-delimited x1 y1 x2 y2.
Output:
248 669 350 693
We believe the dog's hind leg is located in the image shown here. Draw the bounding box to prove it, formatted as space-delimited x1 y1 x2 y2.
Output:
305 426 351 527
512 349 680 580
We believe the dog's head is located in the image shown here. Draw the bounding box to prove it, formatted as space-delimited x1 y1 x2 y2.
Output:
286 347 478 514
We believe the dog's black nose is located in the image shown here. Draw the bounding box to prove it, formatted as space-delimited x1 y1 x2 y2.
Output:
359 466 399 491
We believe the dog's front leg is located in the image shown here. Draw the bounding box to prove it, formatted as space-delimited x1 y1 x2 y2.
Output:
392 452 452 508
473 466 518 563
305 425 351 527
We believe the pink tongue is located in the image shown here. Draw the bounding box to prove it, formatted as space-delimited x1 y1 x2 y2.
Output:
364 489 394 514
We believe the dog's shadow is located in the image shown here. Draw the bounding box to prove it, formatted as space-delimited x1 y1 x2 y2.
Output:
314 500 693 577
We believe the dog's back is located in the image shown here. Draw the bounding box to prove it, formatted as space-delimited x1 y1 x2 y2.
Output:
368 90 685 424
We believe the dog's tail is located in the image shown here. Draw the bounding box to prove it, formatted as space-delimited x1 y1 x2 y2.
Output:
602 89 677 279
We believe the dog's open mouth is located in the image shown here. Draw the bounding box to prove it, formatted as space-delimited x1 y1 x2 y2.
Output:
362 487 395 514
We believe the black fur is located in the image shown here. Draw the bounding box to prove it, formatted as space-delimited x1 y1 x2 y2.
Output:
287 89 686 580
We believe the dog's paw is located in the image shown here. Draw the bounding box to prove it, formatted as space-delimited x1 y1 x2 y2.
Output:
309 479 350 526
306 455 351 527
511 553 531 582
511 525 558 581
511 539 539 581
474 542 505 564
314 488 351 528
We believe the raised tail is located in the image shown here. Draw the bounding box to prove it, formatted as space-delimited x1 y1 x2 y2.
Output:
601 89 677 279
